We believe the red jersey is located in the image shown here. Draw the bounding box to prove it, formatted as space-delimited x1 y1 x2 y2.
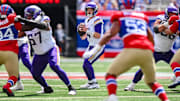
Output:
110 11 154 52
0 14 22 54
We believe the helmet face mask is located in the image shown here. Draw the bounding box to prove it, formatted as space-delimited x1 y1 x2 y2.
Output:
85 2 98 18
0 4 14 19
24 5 42 20
165 6 179 19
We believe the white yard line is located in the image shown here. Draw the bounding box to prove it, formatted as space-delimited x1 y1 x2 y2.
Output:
0 95 179 100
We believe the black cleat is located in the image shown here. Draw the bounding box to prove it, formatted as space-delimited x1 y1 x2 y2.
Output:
168 82 180 88
44 86 54 93
3 86 14 97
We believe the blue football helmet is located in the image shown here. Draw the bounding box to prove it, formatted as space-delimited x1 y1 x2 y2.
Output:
0 4 15 19
85 2 98 17
165 6 178 19
24 5 42 20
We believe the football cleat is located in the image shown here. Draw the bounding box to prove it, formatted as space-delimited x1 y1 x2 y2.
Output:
168 77 180 88
105 94 118 101
3 85 14 97
68 85 77 95
80 82 100 89
124 82 136 91
10 80 24 91
37 86 53 94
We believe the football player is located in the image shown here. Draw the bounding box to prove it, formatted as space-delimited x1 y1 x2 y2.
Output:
16 5 76 95
155 13 180 88
124 6 179 91
0 4 22 96
10 36 32 91
83 11 169 101
77 2 105 89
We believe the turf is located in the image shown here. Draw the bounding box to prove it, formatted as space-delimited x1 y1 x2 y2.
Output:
0 58 179 101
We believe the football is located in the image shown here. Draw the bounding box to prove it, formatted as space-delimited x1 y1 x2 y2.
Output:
77 23 86 36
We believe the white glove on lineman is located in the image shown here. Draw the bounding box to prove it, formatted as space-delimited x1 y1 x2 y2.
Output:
14 15 21 22
83 44 102 59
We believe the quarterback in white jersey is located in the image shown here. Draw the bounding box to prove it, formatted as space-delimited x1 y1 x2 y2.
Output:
124 6 178 91
16 5 76 95
77 2 105 89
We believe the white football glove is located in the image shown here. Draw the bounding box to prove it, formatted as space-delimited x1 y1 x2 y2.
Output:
83 44 102 59
14 15 21 22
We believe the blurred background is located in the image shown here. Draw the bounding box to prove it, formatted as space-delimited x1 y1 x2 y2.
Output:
1 0 180 57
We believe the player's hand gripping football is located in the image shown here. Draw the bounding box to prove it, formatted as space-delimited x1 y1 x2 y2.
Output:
77 23 87 36
83 44 102 59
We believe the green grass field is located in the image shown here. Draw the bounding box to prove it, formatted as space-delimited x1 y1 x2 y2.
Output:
0 57 179 101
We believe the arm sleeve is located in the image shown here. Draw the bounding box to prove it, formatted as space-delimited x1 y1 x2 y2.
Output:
169 21 179 33
95 23 103 34
18 17 49 30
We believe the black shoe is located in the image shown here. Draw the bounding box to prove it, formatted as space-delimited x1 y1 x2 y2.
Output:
168 82 180 88
44 86 53 93
3 85 14 97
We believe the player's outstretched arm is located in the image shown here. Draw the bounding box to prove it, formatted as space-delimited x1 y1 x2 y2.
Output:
99 20 120 46
15 16 49 30
147 27 154 45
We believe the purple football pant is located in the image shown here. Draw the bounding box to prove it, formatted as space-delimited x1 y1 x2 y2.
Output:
18 43 32 80
31 46 70 87
83 46 105 81
132 50 174 83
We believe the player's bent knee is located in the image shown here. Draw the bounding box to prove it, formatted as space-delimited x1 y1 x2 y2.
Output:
83 59 91 68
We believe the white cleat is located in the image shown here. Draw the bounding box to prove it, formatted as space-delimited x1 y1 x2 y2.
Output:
124 82 136 91
105 94 118 101
10 80 24 91
68 90 77 95
80 82 100 89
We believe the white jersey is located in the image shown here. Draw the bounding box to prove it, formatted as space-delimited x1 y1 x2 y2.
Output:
85 16 104 46
154 15 177 52
18 36 28 47
25 16 56 55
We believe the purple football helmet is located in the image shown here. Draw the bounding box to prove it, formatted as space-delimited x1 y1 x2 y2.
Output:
85 2 98 17
165 6 178 19
24 5 42 20
0 4 15 19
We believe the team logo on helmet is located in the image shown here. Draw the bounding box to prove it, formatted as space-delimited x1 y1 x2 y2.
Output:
24 5 42 20
0 4 14 19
